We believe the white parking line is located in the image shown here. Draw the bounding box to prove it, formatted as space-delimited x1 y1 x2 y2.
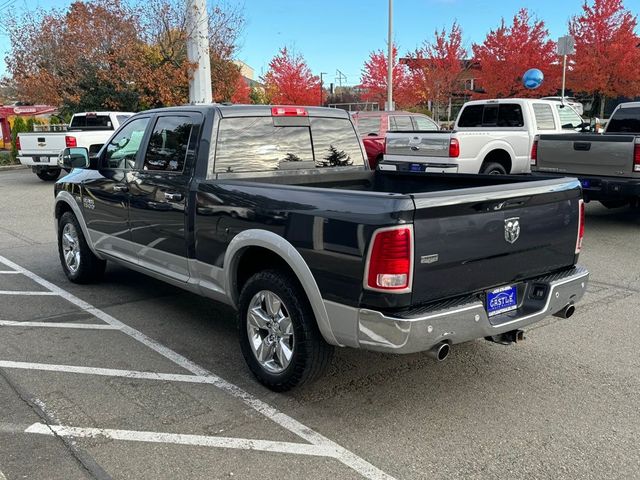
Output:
25 423 338 458
0 270 19 274
0 321 119 330
0 360 220 383
0 291 58 296
0 254 396 480
0 468 6 480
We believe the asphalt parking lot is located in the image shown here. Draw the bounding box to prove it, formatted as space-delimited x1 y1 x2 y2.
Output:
0 167 638 480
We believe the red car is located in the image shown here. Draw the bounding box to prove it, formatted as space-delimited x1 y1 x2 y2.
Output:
351 111 439 169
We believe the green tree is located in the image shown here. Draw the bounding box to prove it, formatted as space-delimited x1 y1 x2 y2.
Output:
10 116 28 162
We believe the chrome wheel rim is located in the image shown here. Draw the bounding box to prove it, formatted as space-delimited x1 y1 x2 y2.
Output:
246 290 294 374
61 223 81 274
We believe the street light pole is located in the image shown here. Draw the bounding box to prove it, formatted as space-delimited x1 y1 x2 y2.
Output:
186 0 212 104
386 0 393 111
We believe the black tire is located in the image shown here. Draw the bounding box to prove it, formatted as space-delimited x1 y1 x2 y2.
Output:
599 199 629 209
36 168 61 181
57 212 106 283
238 269 334 391
480 162 507 175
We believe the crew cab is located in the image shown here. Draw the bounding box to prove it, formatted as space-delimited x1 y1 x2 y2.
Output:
54 105 589 391
18 111 133 181
532 101 640 208
351 110 439 169
382 99 585 175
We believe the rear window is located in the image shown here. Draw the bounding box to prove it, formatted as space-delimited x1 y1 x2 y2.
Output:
606 107 640 133
355 117 380 136
69 114 114 130
214 116 364 173
533 104 556 130
458 104 524 128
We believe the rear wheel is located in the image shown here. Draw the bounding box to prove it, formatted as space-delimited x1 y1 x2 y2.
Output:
36 168 61 181
58 212 106 283
480 162 507 175
238 269 334 391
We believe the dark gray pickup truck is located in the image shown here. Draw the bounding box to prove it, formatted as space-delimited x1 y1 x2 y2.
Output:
532 101 640 208
54 105 589 391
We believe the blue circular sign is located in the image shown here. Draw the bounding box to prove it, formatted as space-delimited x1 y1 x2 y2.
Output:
522 68 544 89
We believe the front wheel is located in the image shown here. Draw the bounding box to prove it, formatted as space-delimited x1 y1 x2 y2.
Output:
58 212 106 283
238 269 334 391
36 168 61 181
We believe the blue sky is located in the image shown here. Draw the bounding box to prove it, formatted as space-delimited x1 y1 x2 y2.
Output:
2 0 640 84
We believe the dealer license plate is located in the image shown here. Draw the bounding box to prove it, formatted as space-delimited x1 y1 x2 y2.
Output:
486 285 518 317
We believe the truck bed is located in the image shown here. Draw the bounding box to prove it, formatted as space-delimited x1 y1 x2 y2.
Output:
198 170 581 308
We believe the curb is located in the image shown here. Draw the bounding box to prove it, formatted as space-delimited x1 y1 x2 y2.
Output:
0 164 28 172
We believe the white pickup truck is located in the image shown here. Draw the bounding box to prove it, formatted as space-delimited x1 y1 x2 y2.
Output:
18 111 133 181
382 99 585 174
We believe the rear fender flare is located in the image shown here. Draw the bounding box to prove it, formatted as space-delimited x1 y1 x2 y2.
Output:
224 229 340 346
477 141 517 172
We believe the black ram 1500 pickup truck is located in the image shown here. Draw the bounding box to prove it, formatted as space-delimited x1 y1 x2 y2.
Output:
54 105 589 391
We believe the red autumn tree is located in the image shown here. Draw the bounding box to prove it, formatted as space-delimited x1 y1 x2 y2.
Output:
472 8 559 98
407 22 466 120
231 75 250 103
263 47 320 105
359 45 419 109
568 0 640 117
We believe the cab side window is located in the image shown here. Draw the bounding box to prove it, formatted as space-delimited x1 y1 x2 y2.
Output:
390 115 414 131
556 105 583 129
143 116 196 173
105 117 149 170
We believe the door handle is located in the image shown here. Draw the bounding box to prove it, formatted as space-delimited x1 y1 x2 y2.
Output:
113 184 129 192
410 145 421 151
573 142 591 151
164 192 183 202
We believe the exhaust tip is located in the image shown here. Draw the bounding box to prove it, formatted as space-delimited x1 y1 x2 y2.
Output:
554 303 576 319
428 342 450 362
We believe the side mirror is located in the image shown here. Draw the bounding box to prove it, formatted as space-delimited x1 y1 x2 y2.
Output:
59 147 90 169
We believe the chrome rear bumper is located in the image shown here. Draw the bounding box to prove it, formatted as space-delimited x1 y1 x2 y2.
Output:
325 266 589 354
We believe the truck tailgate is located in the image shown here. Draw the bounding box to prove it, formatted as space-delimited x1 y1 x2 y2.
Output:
410 178 581 304
385 132 451 159
537 134 636 177
18 133 67 156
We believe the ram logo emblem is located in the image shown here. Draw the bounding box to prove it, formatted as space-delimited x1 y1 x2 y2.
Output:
504 217 520 244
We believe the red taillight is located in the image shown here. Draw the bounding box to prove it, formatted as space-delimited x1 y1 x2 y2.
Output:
65 135 77 148
634 142 640 172
449 138 460 158
576 199 585 254
530 139 538 166
16 136 21 150
271 106 308 117
365 226 413 292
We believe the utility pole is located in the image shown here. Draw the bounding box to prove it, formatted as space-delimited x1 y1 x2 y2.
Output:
386 0 394 111
186 0 212 104
320 72 327 106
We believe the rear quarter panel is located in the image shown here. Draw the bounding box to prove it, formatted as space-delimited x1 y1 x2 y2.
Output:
194 180 415 308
